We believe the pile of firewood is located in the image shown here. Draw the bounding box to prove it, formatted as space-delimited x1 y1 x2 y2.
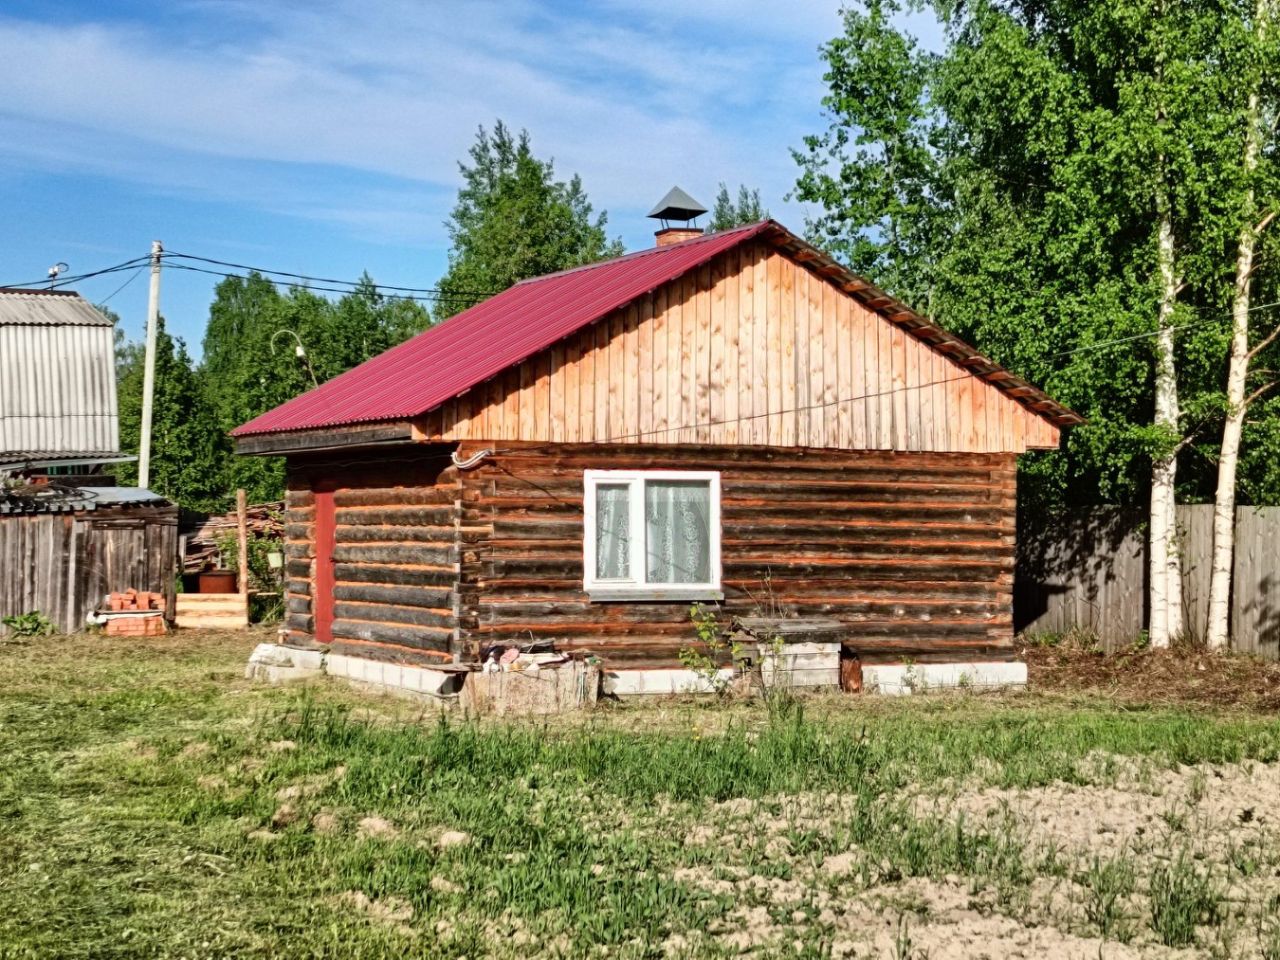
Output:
183 501 284 574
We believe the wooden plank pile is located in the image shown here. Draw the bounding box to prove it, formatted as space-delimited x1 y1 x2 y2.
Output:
183 501 283 574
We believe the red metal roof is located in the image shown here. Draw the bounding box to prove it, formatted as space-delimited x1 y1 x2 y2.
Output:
234 220 1081 437
233 222 771 436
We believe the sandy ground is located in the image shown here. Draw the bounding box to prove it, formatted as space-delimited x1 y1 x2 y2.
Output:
664 758 1280 959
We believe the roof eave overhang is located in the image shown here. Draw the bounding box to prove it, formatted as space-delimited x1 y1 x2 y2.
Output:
233 419 420 456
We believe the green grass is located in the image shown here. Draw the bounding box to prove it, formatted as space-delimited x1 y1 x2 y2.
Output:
3 631 1280 958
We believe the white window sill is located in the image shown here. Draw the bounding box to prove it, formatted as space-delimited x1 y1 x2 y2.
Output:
587 587 725 603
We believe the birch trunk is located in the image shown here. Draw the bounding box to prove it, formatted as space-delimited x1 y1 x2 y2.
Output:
1207 0 1270 651
1149 204 1183 648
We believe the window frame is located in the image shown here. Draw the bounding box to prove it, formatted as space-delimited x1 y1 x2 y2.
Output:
582 469 723 601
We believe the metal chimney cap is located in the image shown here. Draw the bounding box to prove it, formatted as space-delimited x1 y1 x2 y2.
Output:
647 186 707 222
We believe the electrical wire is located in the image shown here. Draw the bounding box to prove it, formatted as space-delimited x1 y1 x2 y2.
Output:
160 262 490 306
161 250 498 298
1045 299 1280 361
95 266 147 306
0 255 152 291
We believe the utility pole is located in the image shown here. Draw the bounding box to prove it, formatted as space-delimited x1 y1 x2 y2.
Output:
138 240 162 489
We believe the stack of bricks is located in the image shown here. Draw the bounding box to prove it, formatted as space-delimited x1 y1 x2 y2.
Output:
104 589 167 637
108 589 163 612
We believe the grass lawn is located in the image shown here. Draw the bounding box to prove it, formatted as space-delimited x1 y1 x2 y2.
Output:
3 630 1280 958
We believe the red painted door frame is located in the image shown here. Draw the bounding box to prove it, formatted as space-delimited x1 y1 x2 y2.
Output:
312 480 337 645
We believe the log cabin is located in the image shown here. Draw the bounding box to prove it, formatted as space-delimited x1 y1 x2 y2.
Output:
234 212 1080 695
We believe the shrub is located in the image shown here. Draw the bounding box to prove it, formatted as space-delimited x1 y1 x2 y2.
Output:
2 611 57 639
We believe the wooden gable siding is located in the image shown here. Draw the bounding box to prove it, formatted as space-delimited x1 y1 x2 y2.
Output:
454 441 1019 669
421 240 1059 453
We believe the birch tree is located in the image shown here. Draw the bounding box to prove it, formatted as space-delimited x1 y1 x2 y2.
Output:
1207 0 1278 650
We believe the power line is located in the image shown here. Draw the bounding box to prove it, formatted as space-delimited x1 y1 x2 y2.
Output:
598 373 979 444
161 250 498 298
0 256 153 291
1044 298 1280 361
160 261 490 306
95 266 147 306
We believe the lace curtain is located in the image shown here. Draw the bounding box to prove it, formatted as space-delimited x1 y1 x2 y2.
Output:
644 480 711 584
595 484 631 579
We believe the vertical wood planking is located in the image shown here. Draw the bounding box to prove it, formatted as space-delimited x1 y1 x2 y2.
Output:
710 253 728 443
426 250 1063 455
890 324 908 450
779 256 797 447
638 296 654 444
822 280 840 448
836 286 853 448
738 247 755 446
766 251 783 445
722 247 740 443
752 247 769 444
806 266 825 447
695 264 713 442
623 303 639 442
793 264 810 445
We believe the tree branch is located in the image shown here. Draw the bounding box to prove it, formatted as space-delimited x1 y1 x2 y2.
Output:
1244 379 1279 408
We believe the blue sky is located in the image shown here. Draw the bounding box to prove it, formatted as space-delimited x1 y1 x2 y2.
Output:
0 1 936 354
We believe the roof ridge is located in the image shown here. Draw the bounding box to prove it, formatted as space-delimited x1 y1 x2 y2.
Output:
515 221 769 287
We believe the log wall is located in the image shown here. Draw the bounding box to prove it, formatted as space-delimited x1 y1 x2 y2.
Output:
284 449 461 665
421 240 1060 453
454 441 1018 668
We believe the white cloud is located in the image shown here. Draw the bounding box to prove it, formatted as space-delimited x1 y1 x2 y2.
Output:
0 1 846 241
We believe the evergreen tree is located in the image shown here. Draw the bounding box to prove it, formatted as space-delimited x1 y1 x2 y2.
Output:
435 122 623 319
709 183 769 231
199 274 432 502
116 318 227 512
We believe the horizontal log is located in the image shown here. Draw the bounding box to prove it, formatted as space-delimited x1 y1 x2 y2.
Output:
335 506 456 527
335 562 455 587
284 523 312 541
479 477 1009 505
286 578 311 596
333 583 453 608
286 559 312 578
335 524 455 544
286 596 312 615
329 639 456 666
333 544 456 566
333 602 452 629
286 612 315 633
331 619 452 650
285 542 312 561
333 487 457 508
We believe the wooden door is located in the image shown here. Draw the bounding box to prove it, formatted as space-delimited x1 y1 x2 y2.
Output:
313 483 337 644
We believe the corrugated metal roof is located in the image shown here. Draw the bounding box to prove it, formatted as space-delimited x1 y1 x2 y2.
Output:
0 288 113 326
234 220 1081 437
0 485 169 515
234 223 771 436
1 290 121 458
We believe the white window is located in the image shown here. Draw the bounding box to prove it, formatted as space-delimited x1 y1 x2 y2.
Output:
583 470 722 601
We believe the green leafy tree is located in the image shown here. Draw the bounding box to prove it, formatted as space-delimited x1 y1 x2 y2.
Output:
199 274 431 502
709 183 769 231
435 121 623 319
795 0 1280 645
116 318 227 512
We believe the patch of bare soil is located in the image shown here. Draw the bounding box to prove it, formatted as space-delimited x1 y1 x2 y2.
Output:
1022 638 1280 710
672 759 1280 958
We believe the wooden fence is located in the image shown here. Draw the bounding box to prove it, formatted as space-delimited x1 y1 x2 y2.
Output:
1016 505 1280 657
0 503 178 634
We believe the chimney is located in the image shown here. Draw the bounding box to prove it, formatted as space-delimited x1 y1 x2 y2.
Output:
655 226 704 247
647 186 707 247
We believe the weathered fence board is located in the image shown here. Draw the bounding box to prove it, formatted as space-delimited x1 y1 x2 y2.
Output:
1016 505 1280 657
0 506 177 633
